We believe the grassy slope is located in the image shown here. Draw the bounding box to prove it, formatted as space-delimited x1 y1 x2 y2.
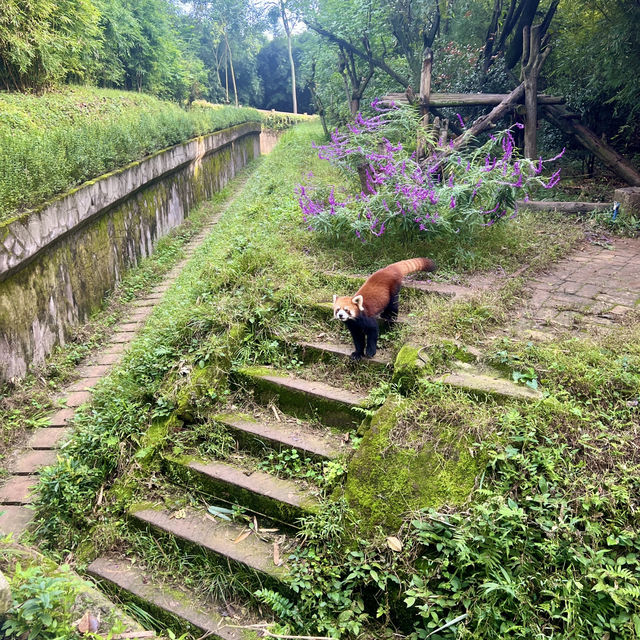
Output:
29 122 640 639
0 86 260 223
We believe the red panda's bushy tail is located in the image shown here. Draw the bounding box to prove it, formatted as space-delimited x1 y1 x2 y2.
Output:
394 257 437 276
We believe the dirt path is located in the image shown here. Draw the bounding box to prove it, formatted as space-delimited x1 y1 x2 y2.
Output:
0 173 251 538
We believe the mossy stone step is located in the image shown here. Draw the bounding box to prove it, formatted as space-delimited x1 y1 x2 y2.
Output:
435 364 542 402
296 340 392 368
87 556 249 639
130 505 288 582
163 456 320 524
216 413 345 461
234 367 366 428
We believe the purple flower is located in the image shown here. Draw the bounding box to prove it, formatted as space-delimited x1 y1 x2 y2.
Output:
450 196 456 209
456 113 466 129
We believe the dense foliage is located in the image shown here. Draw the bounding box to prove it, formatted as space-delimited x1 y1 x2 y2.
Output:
298 102 562 241
0 87 259 222
2 0 640 159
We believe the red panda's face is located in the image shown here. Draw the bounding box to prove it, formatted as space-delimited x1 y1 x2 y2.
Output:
332 294 364 322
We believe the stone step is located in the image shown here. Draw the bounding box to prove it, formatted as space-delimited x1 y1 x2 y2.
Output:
87 556 248 639
434 363 542 402
0 506 34 537
234 367 367 428
129 505 288 582
216 412 345 461
296 340 392 368
163 456 319 525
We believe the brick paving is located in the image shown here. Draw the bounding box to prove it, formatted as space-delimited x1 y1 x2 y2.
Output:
520 237 640 331
0 178 245 538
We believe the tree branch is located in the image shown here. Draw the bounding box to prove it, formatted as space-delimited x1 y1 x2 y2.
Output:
306 21 409 88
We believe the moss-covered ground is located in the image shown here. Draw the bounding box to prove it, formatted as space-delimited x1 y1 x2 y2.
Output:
26 122 640 639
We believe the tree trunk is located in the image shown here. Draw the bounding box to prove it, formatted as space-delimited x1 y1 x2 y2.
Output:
280 1 297 114
521 25 548 158
542 104 640 187
223 30 238 107
416 48 433 159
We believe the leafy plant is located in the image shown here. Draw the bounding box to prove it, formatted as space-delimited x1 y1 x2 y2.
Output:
297 101 563 242
2 563 85 640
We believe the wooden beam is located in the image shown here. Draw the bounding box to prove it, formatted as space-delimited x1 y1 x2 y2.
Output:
542 104 640 187
517 200 611 213
380 92 564 107
452 83 525 150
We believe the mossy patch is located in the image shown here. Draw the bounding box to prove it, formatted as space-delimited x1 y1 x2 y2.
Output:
344 396 481 532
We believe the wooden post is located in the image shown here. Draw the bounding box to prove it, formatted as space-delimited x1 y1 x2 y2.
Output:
521 25 550 158
417 48 433 159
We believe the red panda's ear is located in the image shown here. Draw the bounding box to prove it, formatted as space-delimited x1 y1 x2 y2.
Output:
333 294 337 303
352 294 364 311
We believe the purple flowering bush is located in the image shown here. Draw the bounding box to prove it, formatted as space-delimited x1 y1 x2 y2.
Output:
297 100 563 242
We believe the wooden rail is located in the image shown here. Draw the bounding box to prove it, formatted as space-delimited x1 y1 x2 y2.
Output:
381 92 564 107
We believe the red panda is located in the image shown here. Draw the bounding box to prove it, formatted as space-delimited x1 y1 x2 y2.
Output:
333 258 436 359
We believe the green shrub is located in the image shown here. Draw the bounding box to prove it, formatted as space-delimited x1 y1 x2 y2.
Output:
0 86 260 223
2 563 85 640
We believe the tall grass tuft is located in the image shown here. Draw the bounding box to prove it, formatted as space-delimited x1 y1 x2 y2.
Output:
0 86 261 223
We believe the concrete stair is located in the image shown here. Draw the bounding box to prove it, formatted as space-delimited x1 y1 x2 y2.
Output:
163 456 320 524
234 367 367 428
296 339 392 368
87 556 251 639
215 412 346 461
129 505 289 582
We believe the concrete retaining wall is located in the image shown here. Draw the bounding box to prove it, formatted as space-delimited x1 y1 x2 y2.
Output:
0 121 261 381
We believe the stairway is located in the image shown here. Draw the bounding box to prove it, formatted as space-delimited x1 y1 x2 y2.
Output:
86 278 540 636
87 339 378 636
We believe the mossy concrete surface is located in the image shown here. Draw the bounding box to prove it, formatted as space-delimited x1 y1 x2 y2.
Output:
0 127 259 381
233 366 367 428
344 397 481 532
87 556 258 639
163 454 320 524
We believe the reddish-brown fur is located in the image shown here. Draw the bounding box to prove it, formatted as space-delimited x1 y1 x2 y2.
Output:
333 258 436 318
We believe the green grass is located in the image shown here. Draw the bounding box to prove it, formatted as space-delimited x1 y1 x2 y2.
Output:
0 168 253 463
28 121 640 638
0 86 261 223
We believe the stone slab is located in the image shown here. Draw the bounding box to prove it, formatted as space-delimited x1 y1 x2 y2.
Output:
11 450 58 474
67 377 101 392
76 364 111 378
27 427 71 450
65 390 92 407
93 353 122 366
435 368 541 402
181 458 319 519
109 332 137 344
131 507 287 579
103 343 127 355
0 506 34 536
87 557 247 638
0 476 39 504
47 408 75 426
298 340 391 367
217 414 344 460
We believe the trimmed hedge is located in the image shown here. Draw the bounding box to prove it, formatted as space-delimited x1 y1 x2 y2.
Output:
0 86 261 223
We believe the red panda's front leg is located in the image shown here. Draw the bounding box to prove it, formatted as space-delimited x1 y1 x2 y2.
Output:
345 319 366 360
